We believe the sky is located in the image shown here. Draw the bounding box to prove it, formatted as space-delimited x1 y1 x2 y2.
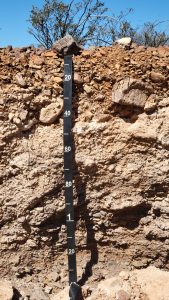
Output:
0 0 169 47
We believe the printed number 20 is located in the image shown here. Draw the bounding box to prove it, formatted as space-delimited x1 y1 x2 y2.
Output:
68 249 75 255
65 75 71 81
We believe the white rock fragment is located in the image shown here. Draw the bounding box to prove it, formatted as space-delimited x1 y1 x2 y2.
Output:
0 280 13 300
13 117 22 125
26 239 37 248
116 37 132 47
112 77 148 108
50 287 69 300
159 97 169 107
127 119 158 141
84 158 96 168
0 98 5 105
74 72 83 84
52 34 82 55
84 84 92 94
39 97 63 124
144 94 157 112
8 112 15 121
150 71 166 83
134 266 169 300
18 109 28 121
86 267 169 300
15 73 26 87
10 152 32 169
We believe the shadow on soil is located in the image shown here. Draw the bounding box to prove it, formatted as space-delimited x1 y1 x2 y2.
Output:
12 288 22 300
72 81 99 289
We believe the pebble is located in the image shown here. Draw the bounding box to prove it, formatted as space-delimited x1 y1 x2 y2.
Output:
150 71 166 83
15 73 26 87
39 98 63 124
84 84 92 94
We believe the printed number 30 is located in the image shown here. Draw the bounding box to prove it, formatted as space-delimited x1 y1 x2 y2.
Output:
65 181 72 187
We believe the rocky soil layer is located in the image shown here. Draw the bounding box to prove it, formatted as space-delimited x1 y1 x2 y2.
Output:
54 266 169 300
1 43 169 298
1 266 169 299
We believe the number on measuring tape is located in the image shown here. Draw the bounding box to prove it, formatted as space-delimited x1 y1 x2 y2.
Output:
64 110 71 117
67 213 71 221
68 249 75 255
65 146 71 152
65 181 72 187
65 74 71 81
64 55 79 287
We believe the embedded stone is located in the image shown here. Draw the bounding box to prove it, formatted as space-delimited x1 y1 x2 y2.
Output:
0 280 13 300
84 84 92 94
116 37 132 48
53 76 62 84
74 72 83 84
51 288 69 300
18 109 28 121
15 73 26 87
144 94 157 112
159 97 169 107
53 35 82 55
31 55 44 65
150 71 166 83
112 77 148 107
117 290 130 300
39 98 63 124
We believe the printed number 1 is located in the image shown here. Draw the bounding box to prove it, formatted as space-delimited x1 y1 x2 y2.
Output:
67 213 71 221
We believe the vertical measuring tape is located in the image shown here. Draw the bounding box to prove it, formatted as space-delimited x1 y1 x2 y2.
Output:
63 54 81 300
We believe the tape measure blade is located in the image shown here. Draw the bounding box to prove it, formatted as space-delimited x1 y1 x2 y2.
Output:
64 54 78 287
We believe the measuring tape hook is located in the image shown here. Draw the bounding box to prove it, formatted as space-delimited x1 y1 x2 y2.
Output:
69 282 81 300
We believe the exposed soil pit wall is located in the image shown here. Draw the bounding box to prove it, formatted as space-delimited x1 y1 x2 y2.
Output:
1 44 169 297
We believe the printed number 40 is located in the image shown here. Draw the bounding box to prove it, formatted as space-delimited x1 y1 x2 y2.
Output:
64 110 71 117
